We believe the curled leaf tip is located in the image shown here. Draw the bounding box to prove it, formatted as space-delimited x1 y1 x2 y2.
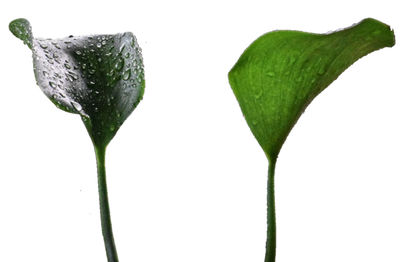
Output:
356 18 395 47
9 18 33 49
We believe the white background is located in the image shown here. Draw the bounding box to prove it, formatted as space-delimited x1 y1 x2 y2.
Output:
1 0 399 261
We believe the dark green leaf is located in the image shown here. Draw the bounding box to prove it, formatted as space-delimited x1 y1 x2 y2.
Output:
229 18 395 161
9 18 33 49
10 18 145 148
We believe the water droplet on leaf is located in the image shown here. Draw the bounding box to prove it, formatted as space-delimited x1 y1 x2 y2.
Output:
49 81 56 88
123 69 131 80
114 58 124 71
71 101 82 112
39 43 48 49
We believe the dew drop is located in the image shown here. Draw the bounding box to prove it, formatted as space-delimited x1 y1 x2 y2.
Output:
66 73 78 81
114 58 124 71
39 43 48 49
71 101 82 112
49 81 57 88
119 44 126 52
123 69 131 80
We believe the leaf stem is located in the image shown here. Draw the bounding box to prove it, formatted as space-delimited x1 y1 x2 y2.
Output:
95 145 119 262
265 158 276 262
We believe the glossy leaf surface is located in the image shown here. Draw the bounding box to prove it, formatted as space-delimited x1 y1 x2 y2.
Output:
10 18 145 148
229 18 395 161
10 18 145 261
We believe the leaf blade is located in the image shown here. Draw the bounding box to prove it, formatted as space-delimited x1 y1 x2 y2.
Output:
228 18 395 160
10 19 145 147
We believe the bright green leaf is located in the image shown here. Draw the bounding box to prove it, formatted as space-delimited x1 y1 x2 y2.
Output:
228 18 395 262
229 18 395 161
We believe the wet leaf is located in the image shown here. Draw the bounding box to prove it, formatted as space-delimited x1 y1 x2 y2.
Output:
228 18 395 161
10 18 145 148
